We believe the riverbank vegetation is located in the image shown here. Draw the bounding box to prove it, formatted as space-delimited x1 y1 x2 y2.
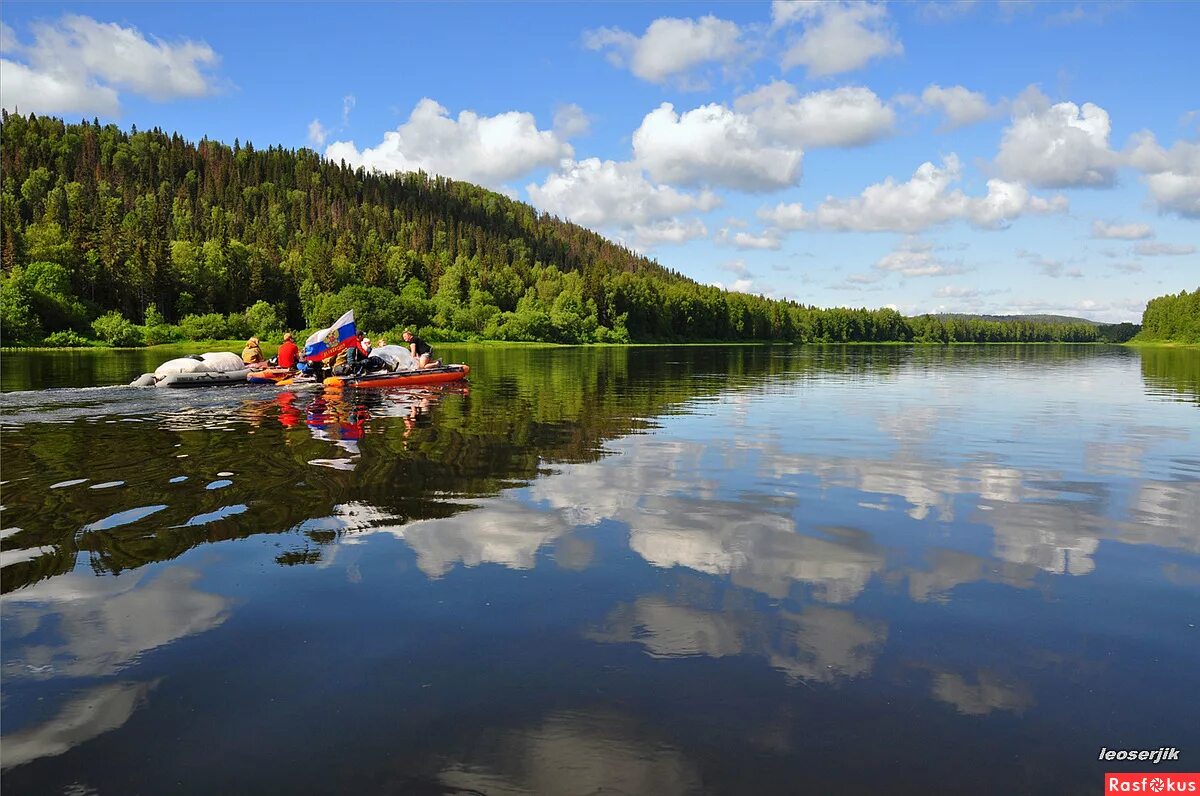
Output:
0 113 1182 349
1132 288 1200 344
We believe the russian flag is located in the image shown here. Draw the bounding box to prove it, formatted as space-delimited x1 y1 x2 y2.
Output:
304 310 362 362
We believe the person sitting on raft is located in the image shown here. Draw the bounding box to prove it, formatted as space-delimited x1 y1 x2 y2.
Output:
353 340 415 375
402 329 441 368
242 336 268 369
331 337 372 376
276 332 299 371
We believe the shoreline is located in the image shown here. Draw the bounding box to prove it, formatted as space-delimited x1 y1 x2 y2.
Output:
5 340 1195 353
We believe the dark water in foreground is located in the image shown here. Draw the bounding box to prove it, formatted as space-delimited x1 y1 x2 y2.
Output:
1 345 1197 795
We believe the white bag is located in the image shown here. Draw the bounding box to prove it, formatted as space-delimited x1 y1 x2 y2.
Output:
153 357 209 378
200 351 245 372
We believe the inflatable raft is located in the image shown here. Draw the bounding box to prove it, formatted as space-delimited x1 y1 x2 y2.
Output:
130 352 249 388
324 364 470 389
246 368 318 386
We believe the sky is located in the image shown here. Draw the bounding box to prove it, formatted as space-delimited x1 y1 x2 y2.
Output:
1 1 1197 322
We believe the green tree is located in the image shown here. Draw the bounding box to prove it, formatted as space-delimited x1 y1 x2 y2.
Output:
91 311 143 346
1 269 44 343
244 300 283 337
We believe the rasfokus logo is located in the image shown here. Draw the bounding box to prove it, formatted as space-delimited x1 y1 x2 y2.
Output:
1105 773 1200 794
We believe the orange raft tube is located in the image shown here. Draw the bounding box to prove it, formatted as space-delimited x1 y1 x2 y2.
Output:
323 364 470 389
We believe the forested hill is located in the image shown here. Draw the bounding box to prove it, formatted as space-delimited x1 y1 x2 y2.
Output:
936 313 1100 326
1 112 689 343
0 113 1118 346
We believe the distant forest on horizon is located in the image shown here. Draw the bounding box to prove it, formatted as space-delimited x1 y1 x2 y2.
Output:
0 113 1183 347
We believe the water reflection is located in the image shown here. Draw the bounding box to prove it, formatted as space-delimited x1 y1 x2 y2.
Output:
0 680 159 770
769 605 888 684
436 710 702 796
929 670 1033 716
904 548 1037 603
2 568 230 679
1139 347 1200 404
1 344 1197 794
589 596 888 686
402 503 573 578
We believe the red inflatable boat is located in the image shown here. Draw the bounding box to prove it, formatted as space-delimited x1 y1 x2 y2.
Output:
323 364 470 389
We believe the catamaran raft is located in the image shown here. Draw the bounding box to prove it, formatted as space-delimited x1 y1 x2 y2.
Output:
130 311 469 388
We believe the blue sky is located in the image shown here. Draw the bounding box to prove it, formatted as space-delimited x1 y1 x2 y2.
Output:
2 1 1197 322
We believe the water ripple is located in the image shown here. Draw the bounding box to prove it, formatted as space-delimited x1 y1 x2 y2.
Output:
81 504 169 532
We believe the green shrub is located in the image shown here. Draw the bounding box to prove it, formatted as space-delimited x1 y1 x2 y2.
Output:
224 312 251 340
91 311 144 346
43 330 90 347
416 325 469 342
493 309 553 342
144 302 167 327
143 324 183 345
307 285 406 332
179 313 229 340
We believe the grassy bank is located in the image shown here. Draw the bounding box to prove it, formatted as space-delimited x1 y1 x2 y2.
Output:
1123 339 1200 348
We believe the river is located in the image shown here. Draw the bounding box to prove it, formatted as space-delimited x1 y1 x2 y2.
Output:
1 344 1197 794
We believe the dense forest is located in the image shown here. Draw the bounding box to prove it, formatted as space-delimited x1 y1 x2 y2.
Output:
0 113 1166 348
1135 288 1200 343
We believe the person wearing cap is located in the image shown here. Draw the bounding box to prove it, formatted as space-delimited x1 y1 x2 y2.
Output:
402 329 440 368
277 332 299 370
242 336 266 368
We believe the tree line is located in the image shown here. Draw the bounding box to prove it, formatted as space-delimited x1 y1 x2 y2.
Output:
0 112 1155 348
1136 288 1200 343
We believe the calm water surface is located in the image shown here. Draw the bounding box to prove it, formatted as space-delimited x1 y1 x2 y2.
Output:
1 345 1198 795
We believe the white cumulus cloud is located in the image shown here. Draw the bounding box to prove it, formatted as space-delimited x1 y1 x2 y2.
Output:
553 103 590 138
994 86 1120 188
759 154 1067 233
1126 132 1200 218
584 15 742 85
875 237 963 277
325 98 573 188
714 260 758 293
632 102 803 192
920 84 998 130
0 14 220 115
631 218 709 249
526 157 720 230
1091 220 1153 240
773 1 903 77
0 57 119 115
734 82 894 148
715 226 783 250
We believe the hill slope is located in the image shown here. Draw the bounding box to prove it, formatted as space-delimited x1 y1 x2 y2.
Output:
935 313 1101 326
1 112 1109 346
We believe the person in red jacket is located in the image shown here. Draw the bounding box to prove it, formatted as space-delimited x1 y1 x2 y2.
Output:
277 332 300 370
